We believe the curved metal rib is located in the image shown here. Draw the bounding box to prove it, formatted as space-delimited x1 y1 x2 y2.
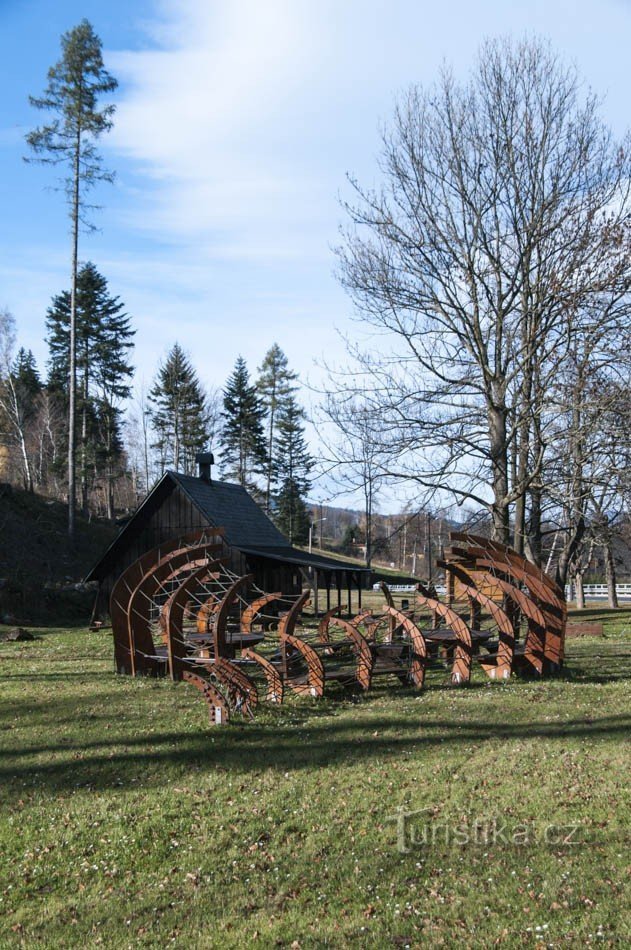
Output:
161 562 222 680
182 670 230 725
328 617 374 690
318 604 347 643
213 657 258 719
382 606 428 689
213 574 254 657
380 582 397 641
126 542 224 675
450 532 566 670
439 559 515 681
416 582 473 685
282 633 325 697
278 590 311 638
110 528 222 674
241 592 283 633
242 648 284 704
196 591 219 634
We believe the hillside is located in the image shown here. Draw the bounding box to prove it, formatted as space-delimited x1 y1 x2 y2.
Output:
0 483 117 623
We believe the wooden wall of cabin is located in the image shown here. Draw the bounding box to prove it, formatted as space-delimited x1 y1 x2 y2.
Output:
93 484 306 618
241 554 301 597
94 485 235 615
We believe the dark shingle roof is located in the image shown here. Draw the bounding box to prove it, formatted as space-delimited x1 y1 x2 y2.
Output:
237 545 370 573
85 471 369 582
170 472 288 548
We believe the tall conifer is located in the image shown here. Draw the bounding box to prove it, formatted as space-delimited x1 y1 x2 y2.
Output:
220 356 267 491
26 20 117 537
257 344 297 512
272 394 313 543
46 262 134 514
149 344 208 476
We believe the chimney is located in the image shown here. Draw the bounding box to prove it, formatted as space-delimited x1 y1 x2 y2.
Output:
195 451 214 482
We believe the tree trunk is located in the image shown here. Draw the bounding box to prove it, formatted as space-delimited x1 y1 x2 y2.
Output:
67 126 81 540
524 484 543 567
80 359 89 515
574 572 585 609
265 383 276 513
106 408 114 520
365 486 373 571
6 377 33 492
555 519 585 589
488 402 510 544
555 379 586 588
513 377 533 556
18 430 33 492
604 541 619 609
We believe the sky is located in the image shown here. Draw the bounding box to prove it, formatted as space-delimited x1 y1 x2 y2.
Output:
1 0 630 508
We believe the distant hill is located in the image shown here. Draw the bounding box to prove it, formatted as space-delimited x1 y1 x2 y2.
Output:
0 483 117 624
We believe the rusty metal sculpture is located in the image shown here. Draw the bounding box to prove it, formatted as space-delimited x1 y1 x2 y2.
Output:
446 532 566 676
436 559 515 681
110 528 565 726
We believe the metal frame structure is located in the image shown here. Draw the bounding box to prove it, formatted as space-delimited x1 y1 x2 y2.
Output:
109 529 566 725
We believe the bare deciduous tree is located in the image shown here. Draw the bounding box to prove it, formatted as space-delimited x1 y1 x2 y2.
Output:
335 37 631 547
0 310 34 491
317 394 387 569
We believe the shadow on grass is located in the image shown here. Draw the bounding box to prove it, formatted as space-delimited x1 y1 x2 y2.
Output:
0 671 113 682
567 605 631 622
1 711 629 794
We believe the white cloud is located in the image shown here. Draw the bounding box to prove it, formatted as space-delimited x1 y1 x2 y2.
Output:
107 0 327 253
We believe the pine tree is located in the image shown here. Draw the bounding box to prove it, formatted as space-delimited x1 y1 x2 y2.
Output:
46 262 134 514
272 394 313 543
256 344 297 512
220 356 267 491
149 343 208 475
26 20 117 538
91 271 134 517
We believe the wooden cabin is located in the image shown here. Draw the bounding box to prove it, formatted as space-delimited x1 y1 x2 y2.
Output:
85 460 369 619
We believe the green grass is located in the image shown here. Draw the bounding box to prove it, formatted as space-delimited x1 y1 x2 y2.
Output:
1 611 630 948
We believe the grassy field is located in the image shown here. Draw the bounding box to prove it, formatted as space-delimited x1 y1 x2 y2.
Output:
1 608 630 948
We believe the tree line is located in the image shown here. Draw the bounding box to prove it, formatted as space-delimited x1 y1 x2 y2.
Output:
0 292 314 541
129 341 313 543
0 263 133 519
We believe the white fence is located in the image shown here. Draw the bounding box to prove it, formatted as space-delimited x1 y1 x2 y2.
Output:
373 583 447 596
565 583 631 601
375 582 631 602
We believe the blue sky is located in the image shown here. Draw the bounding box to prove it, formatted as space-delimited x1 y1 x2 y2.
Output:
1 0 630 505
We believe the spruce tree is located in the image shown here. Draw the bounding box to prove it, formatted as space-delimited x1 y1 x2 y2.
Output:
149 343 208 475
26 20 117 538
91 271 135 516
256 344 297 512
272 394 313 543
220 356 267 491
12 349 42 419
46 262 134 514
